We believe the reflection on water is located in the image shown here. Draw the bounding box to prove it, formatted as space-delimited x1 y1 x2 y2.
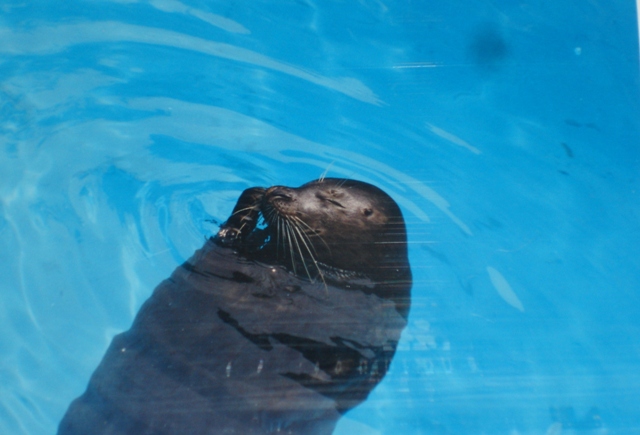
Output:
1 0 639 434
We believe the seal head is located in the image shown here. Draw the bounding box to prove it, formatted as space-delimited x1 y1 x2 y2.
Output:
221 178 412 319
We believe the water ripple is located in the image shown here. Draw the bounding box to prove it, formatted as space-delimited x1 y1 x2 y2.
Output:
0 21 381 105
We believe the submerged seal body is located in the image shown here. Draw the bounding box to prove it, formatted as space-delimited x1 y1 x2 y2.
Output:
58 178 412 434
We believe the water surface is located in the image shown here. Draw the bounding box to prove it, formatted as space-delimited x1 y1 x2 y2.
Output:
1 1 639 434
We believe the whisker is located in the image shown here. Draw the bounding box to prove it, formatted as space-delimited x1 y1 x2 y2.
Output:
230 205 259 217
285 219 314 281
278 215 286 260
318 160 336 182
291 216 331 254
262 204 327 290
289 218 327 289
276 215 281 258
283 221 298 276
289 217 318 257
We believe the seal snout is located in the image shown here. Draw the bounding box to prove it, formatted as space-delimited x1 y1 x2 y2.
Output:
265 186 294 202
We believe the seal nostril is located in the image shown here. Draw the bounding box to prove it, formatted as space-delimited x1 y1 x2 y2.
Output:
272 193 291 200
266 186 293 201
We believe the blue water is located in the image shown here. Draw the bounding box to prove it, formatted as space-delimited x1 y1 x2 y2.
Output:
1 1 639 434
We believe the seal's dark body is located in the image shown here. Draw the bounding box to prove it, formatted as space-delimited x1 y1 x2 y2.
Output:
59 179 411 434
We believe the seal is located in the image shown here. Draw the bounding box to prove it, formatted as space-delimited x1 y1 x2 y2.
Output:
58 178 412 435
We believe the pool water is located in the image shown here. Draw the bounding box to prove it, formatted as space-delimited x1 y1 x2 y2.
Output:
1 1 639 434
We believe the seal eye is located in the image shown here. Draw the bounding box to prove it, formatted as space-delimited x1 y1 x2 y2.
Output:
363 208 374 217
316 192 344 208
